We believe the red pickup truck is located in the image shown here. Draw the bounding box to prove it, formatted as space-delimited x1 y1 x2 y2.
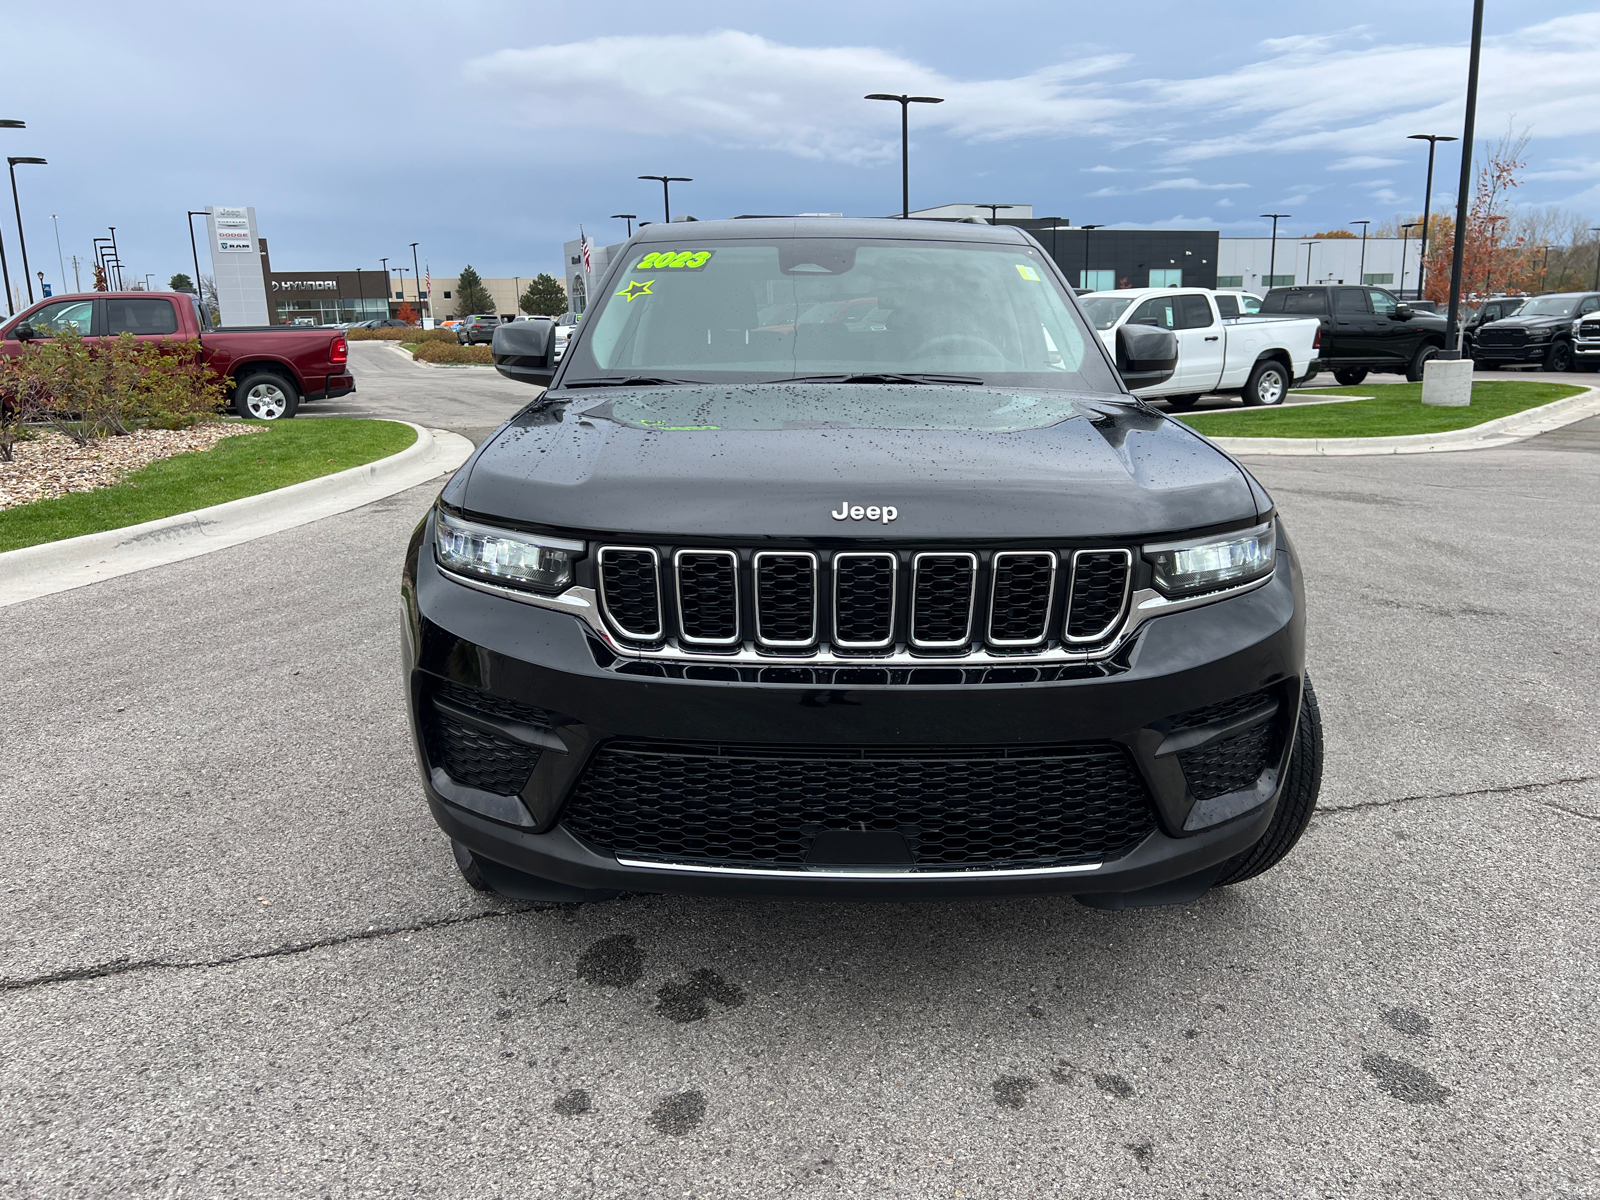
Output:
0 291 354 419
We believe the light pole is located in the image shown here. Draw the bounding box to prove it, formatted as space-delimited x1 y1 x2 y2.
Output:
1482 214 1507 297
1350 220 1370 283
1591 227 1600 291
7 156 45 304
52 214 65 294
380 257 389 315
1535 245 1550 293
1302 241 1319 285
356 267 365 323
864 93 945 219
108 227 122 290
410 241 425 322
1400 222 1419 297
975 203 1013 221
0 119 21 315
1441 0 1485 359
1080 225 1103 289
186 210 208 311
611 213 637 238
1409 132 1458 307
1260 214 1289 290
638 175 692 224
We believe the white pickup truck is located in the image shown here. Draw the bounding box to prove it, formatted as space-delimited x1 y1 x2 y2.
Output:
1080 287 1321 408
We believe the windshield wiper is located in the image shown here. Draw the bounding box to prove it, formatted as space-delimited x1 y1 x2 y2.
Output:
560 376 694 389
782 372 985 385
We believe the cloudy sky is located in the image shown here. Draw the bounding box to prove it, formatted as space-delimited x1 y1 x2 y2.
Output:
5 0 1599 292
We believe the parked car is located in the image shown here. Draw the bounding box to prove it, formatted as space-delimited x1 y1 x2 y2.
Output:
1460 296 1526 357
1472 292 1600 372
1080 286 1320 408
0 291 353 420
551 310 581 361
456 315 501 345
1212 290 1263 317
411 216 1324 910
1576 307 1600 369
1255 285 1447 385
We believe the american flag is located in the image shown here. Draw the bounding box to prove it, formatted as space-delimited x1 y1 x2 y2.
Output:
424 265 431 297
580 224 592 274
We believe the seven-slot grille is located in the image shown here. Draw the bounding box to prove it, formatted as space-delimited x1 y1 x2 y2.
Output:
596 544 1133 655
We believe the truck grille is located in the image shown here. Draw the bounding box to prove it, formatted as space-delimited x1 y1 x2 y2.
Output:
1477 328 1527 348
1578 319 1600 339
561 740 1155 870
594 544 1132 657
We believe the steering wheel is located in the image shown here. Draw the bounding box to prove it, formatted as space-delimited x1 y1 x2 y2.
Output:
910 333 1005 362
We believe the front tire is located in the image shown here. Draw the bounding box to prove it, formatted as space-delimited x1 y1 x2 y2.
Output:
1406 342 1439 383
1242 359 1289 406
1214 675 1323 887
1332 367 1368 386
1544 340 1575 373
451 840 494 891
1164 394 1201 411
233 372 299 420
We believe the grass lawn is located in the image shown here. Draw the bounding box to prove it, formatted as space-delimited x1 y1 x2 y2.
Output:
1176 380 1589 439
0 418 416 553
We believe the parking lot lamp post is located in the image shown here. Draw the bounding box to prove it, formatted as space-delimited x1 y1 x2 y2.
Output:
1080 225 1103 288
410 242 425 321
1591 228 1600 291
0 120 21 315
611 214 637 237
109 227 122 290
638 176 692 224
1400 223 1419 297
864 94 944 219
8 156 46 304
1301 241 1318 285
1350 220 1370 282
52 213 65 294
1441 0 1485 359
1260 214 1289 290
975 204 1013 221
186 211 207 313
1407 133 1457 303
380 257 389 314
1482 214 1507 297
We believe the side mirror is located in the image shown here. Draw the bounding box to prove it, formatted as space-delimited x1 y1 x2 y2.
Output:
1392 303 1413 321
13 322 37 342
1115 323 1178 390
492 319 556 387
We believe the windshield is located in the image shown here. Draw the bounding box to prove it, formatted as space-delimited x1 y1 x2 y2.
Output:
1081 296 1133 330
562 238 1119 392
1517 296 1580 317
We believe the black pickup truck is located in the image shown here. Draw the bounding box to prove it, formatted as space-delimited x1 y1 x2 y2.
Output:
1256 284 1447 386
1472 292 1600 372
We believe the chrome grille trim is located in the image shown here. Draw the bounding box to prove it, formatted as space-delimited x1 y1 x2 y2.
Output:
673 549 741 647
910 552 978 649
753 551 819 648
1064 548 1133 645
615 857 1103 879
831 552 898 650
987 551 1057 648
596 546 663 642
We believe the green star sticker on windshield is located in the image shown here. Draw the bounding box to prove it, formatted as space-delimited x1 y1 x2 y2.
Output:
616 278 655 302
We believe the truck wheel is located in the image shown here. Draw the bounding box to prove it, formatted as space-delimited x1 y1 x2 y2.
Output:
1242 360 1289 406
1164 394 1201 410
234 372 299 420
1332 368 1368 386
1405 343 1439 383
1543 340 1574 372
1213 675 1324 888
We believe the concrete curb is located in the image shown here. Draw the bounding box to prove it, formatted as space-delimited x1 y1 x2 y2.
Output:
0 421 475 608
1205 385 1600 456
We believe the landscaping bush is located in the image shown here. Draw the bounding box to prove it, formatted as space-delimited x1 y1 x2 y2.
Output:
347 327 458 343
410 341 494 364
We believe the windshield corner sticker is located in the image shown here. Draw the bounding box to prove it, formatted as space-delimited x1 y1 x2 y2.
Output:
831 501 898 524
635 250 714 271
616 279 655 302
1015 263 1041 281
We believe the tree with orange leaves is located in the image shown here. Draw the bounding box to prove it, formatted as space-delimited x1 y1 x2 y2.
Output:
1422 125 1532 303
396 302 419 326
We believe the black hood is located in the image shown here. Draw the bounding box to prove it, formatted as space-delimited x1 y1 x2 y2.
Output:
448 384 1259 541
1488 313 1572 330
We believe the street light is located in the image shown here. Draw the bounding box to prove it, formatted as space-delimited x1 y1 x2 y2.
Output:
1482 214 1507 297
1591 227 1600 291
1079 225 1103 289
974 203 1013 221
1408 132 1459 305
864 93 945 219
638 175 692 224
7 155 45 304
1400 222 1420 297
1349 220 1370 283
380 257 389 315
1260 214 1290 290
410 241 425 322
1301 240 1319 285
52 213 65 295
186 211 209 313
1440 0 1485 359
0 119 21 315
108 226 122 290
611 213 637 237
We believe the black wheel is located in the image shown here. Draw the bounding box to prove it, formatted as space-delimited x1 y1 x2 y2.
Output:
233 372 299 420
1332 368 1368 386
1544 340 1575 373
1164 394 1201 411
1241 359 1289 406
451 840 494 891
1213 675 1324 888
1405 342 1439 383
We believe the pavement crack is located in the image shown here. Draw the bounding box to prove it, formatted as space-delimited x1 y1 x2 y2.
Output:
1315 774 1596 818
1533 799 1600 824
0 906 536 995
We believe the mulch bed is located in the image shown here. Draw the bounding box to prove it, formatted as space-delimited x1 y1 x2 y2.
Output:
0 423 264 511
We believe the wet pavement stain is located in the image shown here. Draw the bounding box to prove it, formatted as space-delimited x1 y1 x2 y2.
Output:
649 1090 707 1135
1362 1053 1450 1104
655 968 747 1023
1095 1072 1135 1099
1381 1006 1433 1037
576 934 643 988
552 1089 592 1117
1125 1143 1154 1171
992 1075 1037 1110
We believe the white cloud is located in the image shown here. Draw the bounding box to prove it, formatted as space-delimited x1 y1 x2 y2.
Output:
1216 198 1235 208
1526 157 1600 182
1329 156 1403 171
1143 177 1249 191
1082 165 1129 173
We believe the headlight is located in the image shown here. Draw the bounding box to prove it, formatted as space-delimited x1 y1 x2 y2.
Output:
1145 522 1275 598
1527 327 1551 340
434 507 582 592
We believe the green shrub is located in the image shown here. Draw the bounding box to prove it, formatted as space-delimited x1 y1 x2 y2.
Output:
411 341 494 364
348 326 459 343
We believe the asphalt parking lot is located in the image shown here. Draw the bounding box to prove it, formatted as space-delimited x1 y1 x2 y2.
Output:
2 368 1597 1198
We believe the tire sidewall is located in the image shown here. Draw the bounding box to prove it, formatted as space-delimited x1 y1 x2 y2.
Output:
1243 361 1288 406
1546 341 1574 373
1407 343 1439 383
233 372 299 420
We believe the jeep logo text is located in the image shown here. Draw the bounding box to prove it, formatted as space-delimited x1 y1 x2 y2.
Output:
831 502 898 524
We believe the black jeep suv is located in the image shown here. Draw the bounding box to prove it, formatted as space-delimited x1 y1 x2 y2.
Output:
402 219 1321 908
1472 292 1600 372
1257 284 1446 386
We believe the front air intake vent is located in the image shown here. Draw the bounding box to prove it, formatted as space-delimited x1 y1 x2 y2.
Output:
674 550 740 646
1065 550 1131 643
598 546 662 642
988 552 1055 647
911 553 977 649
754 552 818 647
832 552 897 649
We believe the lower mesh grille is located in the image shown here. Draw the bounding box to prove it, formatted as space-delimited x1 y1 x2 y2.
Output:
427 711 542 795
1066 551 1130 640
561 741 1155 870
1177 721 1276 801
1171 688 1275 731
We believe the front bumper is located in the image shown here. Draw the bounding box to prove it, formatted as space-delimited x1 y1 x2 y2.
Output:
1473 341 1552 364
401 514 1307 900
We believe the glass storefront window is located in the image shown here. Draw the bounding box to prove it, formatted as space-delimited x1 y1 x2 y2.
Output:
274 298 390 324
1079 269 1115 291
